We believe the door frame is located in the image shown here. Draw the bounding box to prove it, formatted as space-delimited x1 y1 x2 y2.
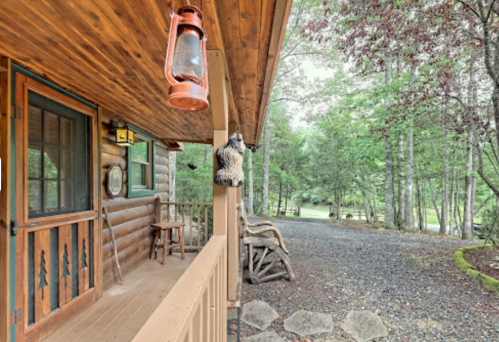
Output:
12 70 100 342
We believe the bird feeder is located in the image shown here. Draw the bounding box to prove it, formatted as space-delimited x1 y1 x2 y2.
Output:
165 6 209 111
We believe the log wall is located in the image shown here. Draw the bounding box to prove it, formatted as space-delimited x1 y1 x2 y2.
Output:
100 111 170 289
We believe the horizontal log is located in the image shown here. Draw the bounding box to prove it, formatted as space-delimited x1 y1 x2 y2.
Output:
103 248 150 289
104 203 155 228
155 174 168 184
103 227 152 261
102 142 126 157
155 155 169 166
155 145 169 158
103 236 153 275
156 165 168 174
156 183 168 194
102 152 126 169
103 215 155 245
103 195 157 213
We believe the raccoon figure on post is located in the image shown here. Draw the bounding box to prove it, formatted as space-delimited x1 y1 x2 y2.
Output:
214 133 246 187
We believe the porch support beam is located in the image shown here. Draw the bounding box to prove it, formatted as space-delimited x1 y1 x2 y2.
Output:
227 122 240 305
0 56 11 342
208 49 228 342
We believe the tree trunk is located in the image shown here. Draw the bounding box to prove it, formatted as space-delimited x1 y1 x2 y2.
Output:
169 151 176 218
397 134 405 228
415 171 423 231
384 58 395 228
441 122 449 235
404 64 417 231
372 179 378 222
277 181 283 217
422 180 427 231
247 150 254 215
336 191 342 222
262 110 271 216
463 62 475 239
449 146 456 235
284 185 289 217
456 177 463 233
364 195 371 223
426 165 442 228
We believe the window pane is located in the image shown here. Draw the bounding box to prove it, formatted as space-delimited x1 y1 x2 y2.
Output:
44 111 59 145
131 163 146 187
28 180 41 215
60 149 71 180
60 117 73 148
60 181 73 211
28 144 42 178
28 105 42 143
131 141 148 163
44 181 59 212
44 146 59 179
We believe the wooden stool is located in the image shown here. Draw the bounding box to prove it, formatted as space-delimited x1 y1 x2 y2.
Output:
150 221 186 264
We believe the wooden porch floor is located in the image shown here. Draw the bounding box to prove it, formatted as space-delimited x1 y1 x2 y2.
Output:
43 253 196 342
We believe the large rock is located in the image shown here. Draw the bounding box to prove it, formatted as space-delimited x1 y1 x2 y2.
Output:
243 332 286 342
241 300 279 330
283 310 334 336
340 310 388 342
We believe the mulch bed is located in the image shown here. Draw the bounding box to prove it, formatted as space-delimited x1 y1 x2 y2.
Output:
464 246 499 282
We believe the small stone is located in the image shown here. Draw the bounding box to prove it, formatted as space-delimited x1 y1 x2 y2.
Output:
341 310 388 342
243 332 285 342
283 310 334 336
241 300 279 330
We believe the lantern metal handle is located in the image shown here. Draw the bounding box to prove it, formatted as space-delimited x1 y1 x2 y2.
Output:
165 10 182 86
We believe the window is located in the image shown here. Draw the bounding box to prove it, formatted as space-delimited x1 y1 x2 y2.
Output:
127 126 156 198
27 91 91 218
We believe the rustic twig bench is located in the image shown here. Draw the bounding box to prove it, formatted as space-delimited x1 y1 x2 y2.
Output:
238 201 295 284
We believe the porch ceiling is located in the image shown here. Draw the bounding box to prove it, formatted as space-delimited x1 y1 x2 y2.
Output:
0 0 291 146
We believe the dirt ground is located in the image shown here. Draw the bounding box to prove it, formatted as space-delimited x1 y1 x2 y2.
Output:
241 217 499 342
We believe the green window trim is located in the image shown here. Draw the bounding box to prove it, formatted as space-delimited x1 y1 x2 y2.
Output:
127 124 156 198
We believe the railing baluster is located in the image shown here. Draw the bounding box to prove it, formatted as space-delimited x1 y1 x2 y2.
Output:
204 205 208 245
197 205 201 247
189 205 193 247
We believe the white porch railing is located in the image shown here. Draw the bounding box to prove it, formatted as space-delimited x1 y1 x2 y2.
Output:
132 235 227 342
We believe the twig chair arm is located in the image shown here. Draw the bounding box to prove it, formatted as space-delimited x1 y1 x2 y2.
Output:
248 221 274 227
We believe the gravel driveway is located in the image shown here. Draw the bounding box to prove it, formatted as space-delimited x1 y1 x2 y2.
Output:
241 218 499 342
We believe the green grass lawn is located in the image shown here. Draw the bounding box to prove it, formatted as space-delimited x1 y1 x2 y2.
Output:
299 204 479 225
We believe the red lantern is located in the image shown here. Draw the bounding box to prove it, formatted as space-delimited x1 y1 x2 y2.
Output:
165 6 209 111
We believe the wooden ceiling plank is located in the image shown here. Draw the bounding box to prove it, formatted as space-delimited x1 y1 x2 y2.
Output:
41 0 170 107
239 0 263 143
61 0 196 136
0 4 203 142
250 0 277 144
218 0 245 125
255 0 292 144
0 7 132 108
93 0 214 138
128 0 171 53
204 0 237 124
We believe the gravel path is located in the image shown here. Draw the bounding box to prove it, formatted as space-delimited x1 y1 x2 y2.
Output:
241 218 499 342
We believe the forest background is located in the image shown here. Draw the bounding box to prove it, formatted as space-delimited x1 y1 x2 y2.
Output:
174 0 499 241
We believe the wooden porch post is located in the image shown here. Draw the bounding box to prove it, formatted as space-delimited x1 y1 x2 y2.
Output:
227 122 240 305
208 50 228 342
0 56 11 342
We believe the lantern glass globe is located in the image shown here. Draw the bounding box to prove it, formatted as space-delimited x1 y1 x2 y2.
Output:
172 29 204 82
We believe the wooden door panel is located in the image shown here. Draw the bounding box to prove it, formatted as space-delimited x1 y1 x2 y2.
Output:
77 221 90 296
58 224 72 307
33 229 50 322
